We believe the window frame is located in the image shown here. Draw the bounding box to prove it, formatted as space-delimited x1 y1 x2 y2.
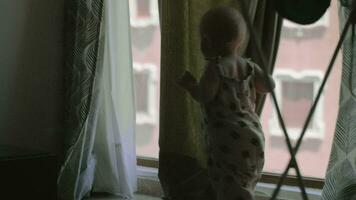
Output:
131 0 329 192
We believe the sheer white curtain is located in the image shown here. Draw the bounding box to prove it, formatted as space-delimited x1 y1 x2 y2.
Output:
92 0 137 198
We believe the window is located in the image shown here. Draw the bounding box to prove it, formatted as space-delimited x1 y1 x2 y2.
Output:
269 70 325 140
129 0 341 182
129 0 160 158
133 63 159 157
261 0 341 179
134 63 159 125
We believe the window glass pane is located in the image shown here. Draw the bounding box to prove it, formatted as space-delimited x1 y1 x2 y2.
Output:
261 0 341 178
282 81 314 128
129 0 160 158
134 70 150 112
137 0 150 17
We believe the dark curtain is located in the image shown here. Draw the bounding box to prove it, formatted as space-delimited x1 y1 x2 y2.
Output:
57 1 104 200
245 1 282 115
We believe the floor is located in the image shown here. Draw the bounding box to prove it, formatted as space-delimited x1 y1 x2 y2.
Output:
88 194 161 200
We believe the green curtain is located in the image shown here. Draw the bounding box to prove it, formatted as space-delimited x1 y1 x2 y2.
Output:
158 1 281 199
57 1 104 200
244 0 282 114
321 1 356 199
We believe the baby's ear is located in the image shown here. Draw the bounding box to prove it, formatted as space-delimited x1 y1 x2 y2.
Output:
181 71 197 83
201 35 215 54
236 36 248 55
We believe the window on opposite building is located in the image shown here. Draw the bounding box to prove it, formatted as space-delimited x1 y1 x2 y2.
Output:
129 0 160 158
269 70 324 140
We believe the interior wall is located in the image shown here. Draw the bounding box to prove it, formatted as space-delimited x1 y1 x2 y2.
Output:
0 0 65 155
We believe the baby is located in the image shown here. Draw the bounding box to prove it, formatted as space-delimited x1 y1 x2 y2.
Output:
178 6 275 200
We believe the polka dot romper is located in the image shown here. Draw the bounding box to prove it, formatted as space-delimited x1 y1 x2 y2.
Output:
203 59 265 200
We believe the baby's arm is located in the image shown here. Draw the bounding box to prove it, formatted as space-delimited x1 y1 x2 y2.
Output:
197 63 220 103
178 71 201 102
253 64 275 93
178 64 220 103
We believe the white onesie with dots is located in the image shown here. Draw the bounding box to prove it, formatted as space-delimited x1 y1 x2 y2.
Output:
201 59 265 200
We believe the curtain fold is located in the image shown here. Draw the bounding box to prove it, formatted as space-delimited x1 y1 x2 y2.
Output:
245 0 282 114
158 0 281 199
321 2 356 199
57 1 104 200
58 0 137 199
92 0 137 197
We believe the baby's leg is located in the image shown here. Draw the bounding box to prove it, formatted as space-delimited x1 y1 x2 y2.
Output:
208 157 255 200
207 132 263 199
217 184 253 200
206 118 264 200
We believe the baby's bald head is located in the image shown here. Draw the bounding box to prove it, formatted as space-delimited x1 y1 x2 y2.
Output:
200 6 246 58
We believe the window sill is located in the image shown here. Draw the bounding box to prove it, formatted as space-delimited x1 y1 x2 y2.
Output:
136 164 322 199
137 158 324 198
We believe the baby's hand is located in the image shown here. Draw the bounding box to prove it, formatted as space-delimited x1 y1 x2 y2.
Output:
177 71 197 91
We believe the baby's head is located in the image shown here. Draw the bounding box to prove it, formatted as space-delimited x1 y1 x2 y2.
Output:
199 6 246 59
